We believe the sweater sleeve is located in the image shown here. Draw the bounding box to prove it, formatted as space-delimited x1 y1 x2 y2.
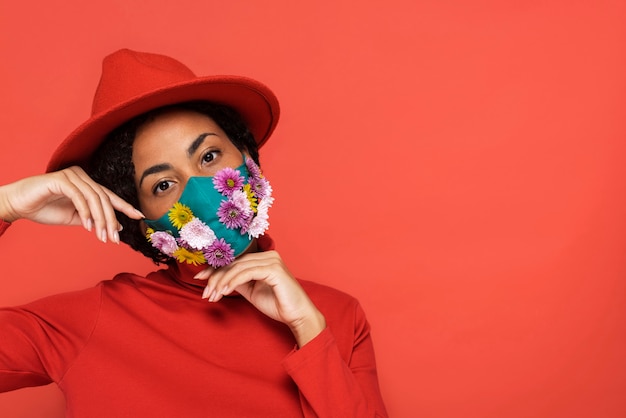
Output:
0 284 103 392
282 302 388 418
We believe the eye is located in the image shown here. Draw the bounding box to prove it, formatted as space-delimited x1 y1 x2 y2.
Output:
202 150 220 164
153 180 174 195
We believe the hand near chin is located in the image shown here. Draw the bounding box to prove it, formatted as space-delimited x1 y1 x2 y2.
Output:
195 250 326 347
0 166 144 243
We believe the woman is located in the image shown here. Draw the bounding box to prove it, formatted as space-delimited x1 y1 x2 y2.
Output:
0 49 387 417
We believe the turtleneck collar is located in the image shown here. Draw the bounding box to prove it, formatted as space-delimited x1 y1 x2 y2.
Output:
163 234 276 289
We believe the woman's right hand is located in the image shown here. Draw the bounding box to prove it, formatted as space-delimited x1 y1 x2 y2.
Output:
0 166 144 244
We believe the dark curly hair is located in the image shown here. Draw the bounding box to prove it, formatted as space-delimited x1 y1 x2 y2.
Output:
87 101 260 264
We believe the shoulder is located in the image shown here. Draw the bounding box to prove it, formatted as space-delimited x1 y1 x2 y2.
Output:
19 282 104 313
26 271 158 311
298 279 358 305
297 279 374 357
297 279 366 323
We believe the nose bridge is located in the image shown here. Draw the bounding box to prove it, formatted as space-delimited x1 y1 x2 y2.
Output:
179 164 206 191
179 175 217 204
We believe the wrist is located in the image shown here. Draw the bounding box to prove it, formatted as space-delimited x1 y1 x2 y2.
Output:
289 309 327 348
0 185 19 223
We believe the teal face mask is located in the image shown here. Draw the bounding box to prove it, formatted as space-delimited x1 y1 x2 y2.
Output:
144 157 273 268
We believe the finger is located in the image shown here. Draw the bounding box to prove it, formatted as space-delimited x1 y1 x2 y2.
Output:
99 192 121 244
63 168 109 242
102 187 145 220
202 251 287 301
67 166 144 221
50 172 96 231
64 168 118 243
194 267 214 280
69 167 139 244
206 260 280 303
202 266 236 301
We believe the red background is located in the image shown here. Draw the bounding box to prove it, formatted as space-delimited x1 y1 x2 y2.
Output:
1 1 625 417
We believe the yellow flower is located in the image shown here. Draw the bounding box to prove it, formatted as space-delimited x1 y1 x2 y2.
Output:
243 184 258 213
173 247 206 266
145 227 155 241
168 202 194 229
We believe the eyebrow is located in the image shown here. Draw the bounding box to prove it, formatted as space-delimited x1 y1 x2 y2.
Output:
138 132 219 188
187 133 217 157
139 163 172 188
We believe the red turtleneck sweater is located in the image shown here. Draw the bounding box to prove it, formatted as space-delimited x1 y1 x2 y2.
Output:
0 220 387 417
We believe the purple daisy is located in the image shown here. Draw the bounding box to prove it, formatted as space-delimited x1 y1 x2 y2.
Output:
217 200 252 229
245 157 262 179
249 176 272 200
230 190 253 215
150 231 179 256
203 238 235 268
213 167 245 196
179 217 216 250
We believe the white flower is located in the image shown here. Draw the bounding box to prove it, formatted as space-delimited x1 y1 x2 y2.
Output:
179 217 216 250
245 196 274 238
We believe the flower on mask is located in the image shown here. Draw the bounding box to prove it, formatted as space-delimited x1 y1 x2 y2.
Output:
203 238 235 268
150 230 179 256
249 176 272 200
243 195 274 238
213 167 245 196
242 184 258 213
246 157 262 179
173 247 206 266
217 200 252 229
229 190 254 215
169 202 194 229
179 218 216 250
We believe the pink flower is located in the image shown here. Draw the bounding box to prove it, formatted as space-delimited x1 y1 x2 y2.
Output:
203 238 235 268
179 218 216 250
150 231 179 256
249 176 272 200
217 200 252 229
229 189 253 215
213 167 245 196
245 157 262 179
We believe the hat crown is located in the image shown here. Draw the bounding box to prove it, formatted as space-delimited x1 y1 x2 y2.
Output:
92 49 196 115
46 48 279 173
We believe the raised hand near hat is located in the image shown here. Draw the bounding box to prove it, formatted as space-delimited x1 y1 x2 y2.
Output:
0 166 144 244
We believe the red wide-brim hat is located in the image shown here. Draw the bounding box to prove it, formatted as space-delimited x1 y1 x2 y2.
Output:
46 48 280 172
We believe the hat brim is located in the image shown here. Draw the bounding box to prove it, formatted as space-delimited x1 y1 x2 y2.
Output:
46 75 279 172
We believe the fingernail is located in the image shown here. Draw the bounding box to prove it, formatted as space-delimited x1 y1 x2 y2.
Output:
202 287 211 299
100 229 107 243
118 223 124 232
220 286 229 295
193 270 209 280
85 219 92 232
135 209 145 219
112 230 120 244
209 290 217 302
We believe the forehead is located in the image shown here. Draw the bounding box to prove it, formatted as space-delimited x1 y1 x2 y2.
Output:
132 109 227 162
135 109 222 145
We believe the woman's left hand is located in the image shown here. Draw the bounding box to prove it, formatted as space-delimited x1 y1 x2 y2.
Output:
194 250 326 347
